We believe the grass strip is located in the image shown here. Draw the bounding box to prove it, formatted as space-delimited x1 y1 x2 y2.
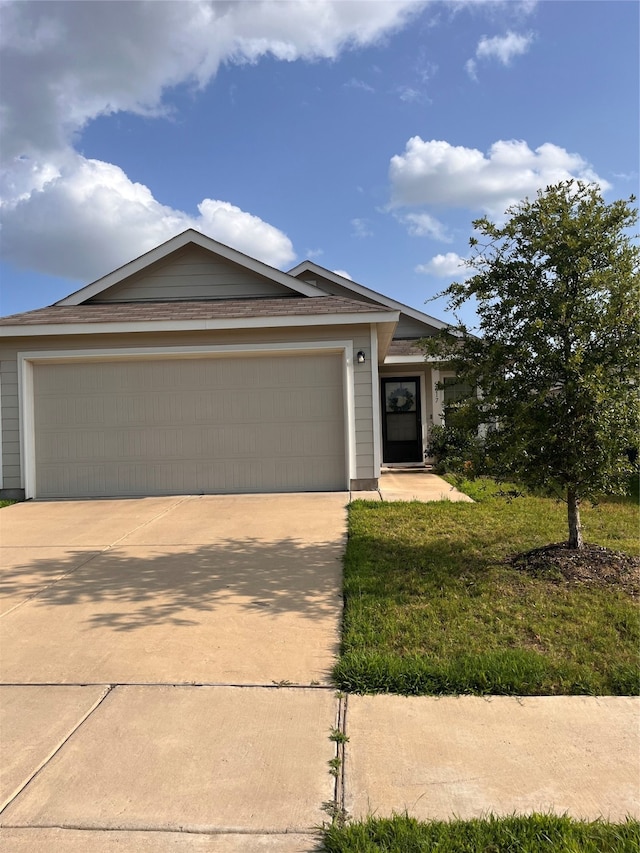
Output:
321 813 640 852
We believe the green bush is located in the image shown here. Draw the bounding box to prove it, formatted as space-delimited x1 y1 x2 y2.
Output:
426 423 485 475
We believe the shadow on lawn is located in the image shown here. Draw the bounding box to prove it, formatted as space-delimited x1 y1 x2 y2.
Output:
0 537 343 631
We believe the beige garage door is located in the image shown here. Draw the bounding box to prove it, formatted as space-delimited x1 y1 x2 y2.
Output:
33 354 346 498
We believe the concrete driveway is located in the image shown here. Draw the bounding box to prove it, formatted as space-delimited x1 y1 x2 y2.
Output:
1 493 346 850
0 494 345 685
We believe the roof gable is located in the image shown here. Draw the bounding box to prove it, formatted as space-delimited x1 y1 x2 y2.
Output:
87 244 300 303
56 230 325 306
288 261 447 337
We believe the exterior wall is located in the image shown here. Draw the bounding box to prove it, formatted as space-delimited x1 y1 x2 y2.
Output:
0 355 19 491
91 246 295 303
0 323 375 494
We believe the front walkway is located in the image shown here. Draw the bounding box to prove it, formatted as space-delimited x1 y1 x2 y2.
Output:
352 469 474 502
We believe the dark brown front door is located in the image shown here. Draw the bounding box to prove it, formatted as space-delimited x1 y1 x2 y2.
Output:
381 377 422 463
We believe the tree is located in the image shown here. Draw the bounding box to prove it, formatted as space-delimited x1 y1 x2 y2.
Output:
425 181 639 549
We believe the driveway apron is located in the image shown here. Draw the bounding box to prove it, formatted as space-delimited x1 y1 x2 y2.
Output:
1 494 346 849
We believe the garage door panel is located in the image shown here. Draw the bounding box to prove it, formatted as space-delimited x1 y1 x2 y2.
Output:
33 354 346 497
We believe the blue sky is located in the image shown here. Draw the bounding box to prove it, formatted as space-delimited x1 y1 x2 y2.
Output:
1 0 637 327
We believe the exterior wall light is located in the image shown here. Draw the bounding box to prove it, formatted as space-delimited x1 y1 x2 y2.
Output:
357 351 366 364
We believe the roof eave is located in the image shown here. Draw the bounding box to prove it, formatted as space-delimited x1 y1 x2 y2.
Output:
0 309 400 338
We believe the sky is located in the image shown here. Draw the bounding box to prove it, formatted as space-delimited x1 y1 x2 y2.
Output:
0 0 638 328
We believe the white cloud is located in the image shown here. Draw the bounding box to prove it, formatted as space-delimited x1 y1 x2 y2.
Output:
466 30 533 79
0 0 424 280
1 0 423 163
389 137 610 216
415 252 471 279
465 58 478 82
476 31 533 64
344 77 375 93
397 212 452 242
398 86 421 102
1 155 295 281
332 269 353 280
351 218 373 238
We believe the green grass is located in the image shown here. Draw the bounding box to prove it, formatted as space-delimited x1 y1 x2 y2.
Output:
334 482 639 695
0 500 15 509
321 813 640 852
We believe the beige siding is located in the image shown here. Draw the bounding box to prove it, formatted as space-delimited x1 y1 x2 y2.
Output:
91 246 295 303
394 316 436 338
0 358 19 488
1 323 377 493
351 331 374 479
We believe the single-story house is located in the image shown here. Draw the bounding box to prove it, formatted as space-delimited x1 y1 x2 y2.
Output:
0 229 457 500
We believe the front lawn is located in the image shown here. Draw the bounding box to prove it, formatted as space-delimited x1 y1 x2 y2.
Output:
321 813 640 852
334 483 639 695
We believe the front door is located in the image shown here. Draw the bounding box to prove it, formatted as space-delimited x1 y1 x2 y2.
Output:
381 377 422 463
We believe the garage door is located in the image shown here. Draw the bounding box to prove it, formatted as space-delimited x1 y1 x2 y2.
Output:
32 354 346 497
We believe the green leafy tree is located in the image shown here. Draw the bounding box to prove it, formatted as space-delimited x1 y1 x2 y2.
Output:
425 181 639 549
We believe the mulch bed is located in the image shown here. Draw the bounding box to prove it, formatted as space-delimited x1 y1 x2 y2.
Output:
509 543 640 597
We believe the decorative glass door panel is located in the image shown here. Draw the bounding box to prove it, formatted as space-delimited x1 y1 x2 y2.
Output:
381 378 422 463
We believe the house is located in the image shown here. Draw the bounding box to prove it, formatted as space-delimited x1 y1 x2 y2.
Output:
0 229 456 500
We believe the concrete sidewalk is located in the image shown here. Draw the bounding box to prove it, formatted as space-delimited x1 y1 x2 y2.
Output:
344 695 640 823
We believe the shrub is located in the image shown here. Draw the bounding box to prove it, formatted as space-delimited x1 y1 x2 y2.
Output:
426 423 485 475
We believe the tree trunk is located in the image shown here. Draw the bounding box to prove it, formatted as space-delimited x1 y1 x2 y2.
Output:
567 489 584 549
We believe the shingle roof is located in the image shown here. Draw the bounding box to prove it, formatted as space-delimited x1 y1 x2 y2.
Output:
0 295 393 326
386 338 426 357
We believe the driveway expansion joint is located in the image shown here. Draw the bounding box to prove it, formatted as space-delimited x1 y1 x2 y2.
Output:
0 823 321 836
0 685 114 815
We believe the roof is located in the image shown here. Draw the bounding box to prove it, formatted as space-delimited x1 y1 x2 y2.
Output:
0 295 387 327
287 261 448 332
0 297 400 352
386 339 426 357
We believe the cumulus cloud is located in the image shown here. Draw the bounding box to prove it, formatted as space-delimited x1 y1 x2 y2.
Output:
332 269 353 280
0 0 423 280
389 137 609 216
466 30 533 80
1 155 295 280
396 212 452 242
415 252 471 279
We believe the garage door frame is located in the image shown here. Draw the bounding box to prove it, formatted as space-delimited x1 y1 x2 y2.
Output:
18 341 357 499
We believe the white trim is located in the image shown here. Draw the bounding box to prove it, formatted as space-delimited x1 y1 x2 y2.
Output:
288 260 448 331
342 343 357 487
0 310 399 339
56 230 325 305
18 357 35 498
370 324 382 477
384 354 436 364
18 340 356 499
